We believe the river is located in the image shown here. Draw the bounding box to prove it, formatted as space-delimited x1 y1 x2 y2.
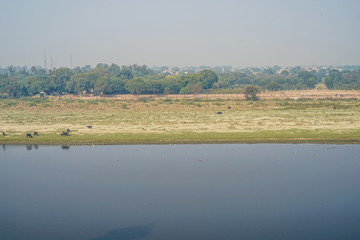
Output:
1 144 360 240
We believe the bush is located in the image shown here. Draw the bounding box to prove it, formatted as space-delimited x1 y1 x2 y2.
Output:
243 85 261 100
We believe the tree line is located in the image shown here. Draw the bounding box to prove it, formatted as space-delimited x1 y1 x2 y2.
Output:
0 63 359 98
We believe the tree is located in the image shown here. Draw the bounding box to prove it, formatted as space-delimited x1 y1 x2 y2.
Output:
163 87 171 95
7 66 15 76
48 67 73 94
125 78 146 95
109 63 121 75
266 81 281 91
280 70 290 76
26 76 46 95
199 69 218 89
108 78 126 94
187 83 203 94
94 76 111 95
243 85 261 100
68 72 97 94
298 70 317 89
306 77 316 89
145 81 164 94
262 68 276 75
180 86 190 94
324 76 334 89
329 69 341 79
1 77 21 98
118 65 133 80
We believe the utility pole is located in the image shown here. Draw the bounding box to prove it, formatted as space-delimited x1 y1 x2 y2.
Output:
44 50 47 71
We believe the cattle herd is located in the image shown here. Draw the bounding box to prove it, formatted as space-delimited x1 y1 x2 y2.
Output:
0 126 97 139
1 128 74 138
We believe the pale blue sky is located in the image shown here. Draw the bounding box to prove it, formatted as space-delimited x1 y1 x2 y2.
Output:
0 0 359 68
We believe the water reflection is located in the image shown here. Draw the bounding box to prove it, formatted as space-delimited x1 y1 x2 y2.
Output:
25 144 40 151
2 144 5 151
92 225 152 240
61 145 70 150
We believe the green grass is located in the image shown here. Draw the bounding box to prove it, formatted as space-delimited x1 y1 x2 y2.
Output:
0 97 359 144
1 129 360 145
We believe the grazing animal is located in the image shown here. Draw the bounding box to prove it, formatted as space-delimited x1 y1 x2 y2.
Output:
333 106 336 109
26 133 33 138
86 125 93 129
217 112 223 114
33 132 39 136
2 132 6 136
228 106 231 109
67 129 71 132
61 131 69 136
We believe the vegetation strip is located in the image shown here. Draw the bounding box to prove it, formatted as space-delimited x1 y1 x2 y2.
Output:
1 64 360 99
1 97 359 144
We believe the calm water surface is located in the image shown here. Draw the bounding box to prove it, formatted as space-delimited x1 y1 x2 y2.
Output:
0 144 360 240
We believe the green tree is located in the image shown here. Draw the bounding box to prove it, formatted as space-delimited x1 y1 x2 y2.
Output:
324 76 334 89
187 83 203 94
306 77 316 89
118 65 133 80
266 81 281 91
243 85 261 100
108 78 126 94
125 78 146 95
48 67 73 94
262 68 276 75
280 70 290 76
94 76 112 95
199 69 218 89
179 86 190 94
298 70 317 89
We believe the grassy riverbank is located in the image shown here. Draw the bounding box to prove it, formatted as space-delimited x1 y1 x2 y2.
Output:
1 96 360 144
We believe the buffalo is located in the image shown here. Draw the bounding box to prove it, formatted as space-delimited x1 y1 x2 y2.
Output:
26 133 33 138
61 131 69 136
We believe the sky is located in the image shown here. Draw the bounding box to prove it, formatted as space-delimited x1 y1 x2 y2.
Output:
0 0 359 68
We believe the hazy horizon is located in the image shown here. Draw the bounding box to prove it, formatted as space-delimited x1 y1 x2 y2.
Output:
1 0 359 68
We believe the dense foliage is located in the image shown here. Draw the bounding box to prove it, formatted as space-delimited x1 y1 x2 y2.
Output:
0 63 359 98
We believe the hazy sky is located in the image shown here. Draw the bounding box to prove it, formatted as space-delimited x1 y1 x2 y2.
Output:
1 0 359 68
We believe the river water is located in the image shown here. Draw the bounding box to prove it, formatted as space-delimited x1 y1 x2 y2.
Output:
1 144 360 240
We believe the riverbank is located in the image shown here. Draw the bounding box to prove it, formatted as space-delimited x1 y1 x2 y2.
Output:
1 96 359 144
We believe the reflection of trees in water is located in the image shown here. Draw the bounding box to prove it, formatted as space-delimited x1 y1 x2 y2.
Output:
92 225 152 240
61 145 70 150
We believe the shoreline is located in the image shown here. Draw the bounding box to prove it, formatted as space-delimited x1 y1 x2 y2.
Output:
2 141 360 145
1 133 360 145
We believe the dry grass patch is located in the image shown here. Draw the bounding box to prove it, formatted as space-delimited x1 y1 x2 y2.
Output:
1 97 359 144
